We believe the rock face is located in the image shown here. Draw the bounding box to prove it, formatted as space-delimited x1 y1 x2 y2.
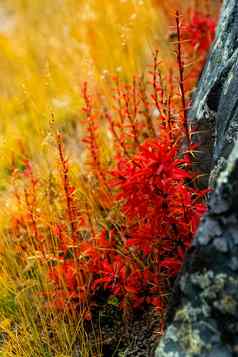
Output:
189 0 238 187
156 0 238 355
156 142 238 356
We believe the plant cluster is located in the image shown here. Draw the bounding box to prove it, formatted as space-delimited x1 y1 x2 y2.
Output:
6 9 215 330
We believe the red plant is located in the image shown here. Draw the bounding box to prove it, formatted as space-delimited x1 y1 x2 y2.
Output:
59 136 206 314
176 11 190 144
7 6 215 324
184 12 216 53
181 10 216 93
106 138 206 305
82 82 107 187
56 132 78 241
44 133 207 313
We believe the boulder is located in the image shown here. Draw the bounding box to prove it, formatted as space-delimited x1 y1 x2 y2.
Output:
156 141 238 356
189 0 238 187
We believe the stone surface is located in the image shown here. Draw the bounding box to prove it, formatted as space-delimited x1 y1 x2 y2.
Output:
74 305 160 357
188 0 238 187
156 141 238 357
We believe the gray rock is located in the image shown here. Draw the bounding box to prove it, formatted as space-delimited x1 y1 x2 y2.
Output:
213 237 229 253
228 257 238 271
156 142 238 355
188 0 238 188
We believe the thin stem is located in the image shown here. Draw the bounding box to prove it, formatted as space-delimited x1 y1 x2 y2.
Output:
56 132 77 241
176 11 190 145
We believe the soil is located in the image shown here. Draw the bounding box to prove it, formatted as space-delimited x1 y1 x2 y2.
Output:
74 305 161 357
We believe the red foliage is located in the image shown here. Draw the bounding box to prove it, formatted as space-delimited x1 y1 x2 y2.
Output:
184 12 216 53
8 6 216 321
46 133 207 312
181 11 216 93
100 138 206 306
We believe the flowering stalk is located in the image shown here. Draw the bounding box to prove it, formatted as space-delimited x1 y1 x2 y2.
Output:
176 11 190 144
122 84 140 149
82 82 107 186
150 50 167 127
105 109 130 158
139 78 156 138
56 132 77 241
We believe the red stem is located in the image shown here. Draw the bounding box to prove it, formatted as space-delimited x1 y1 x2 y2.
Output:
176 11 190 145
56 132 77 241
